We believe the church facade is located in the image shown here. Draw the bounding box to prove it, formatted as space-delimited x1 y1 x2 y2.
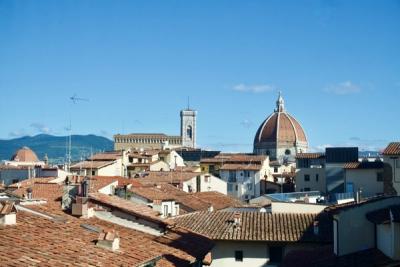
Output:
114 109 197 151
253 93 308 162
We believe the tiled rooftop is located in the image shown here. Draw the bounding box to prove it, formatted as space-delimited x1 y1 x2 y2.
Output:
136 171 199 185
130 185 243 213
70 160 115 170
343 161 384 169
382 142 400 155
174 211 323 242
296 153 325 159
324 196 400 214
89 151 123 161
89 193 170 225
220 163 262 171
11 183 63 201
7 177 57 188
201 154 267 164
0 210 213 267
191 191 243 210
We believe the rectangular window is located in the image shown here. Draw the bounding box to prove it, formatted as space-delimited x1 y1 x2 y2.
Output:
396 159 400 169
244 170 250 177
235 250 243 262
304 174 310 182
228 183 233 191
269 246 283 263
274 167 278 173
316 174 319 182
247 183 252 190
304 187 310 192
229 171 236 182
204 175 210 182
377 172 383 182
163 205 169 217
92 170 96 176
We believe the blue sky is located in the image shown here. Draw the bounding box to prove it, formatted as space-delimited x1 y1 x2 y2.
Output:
0 0 399 152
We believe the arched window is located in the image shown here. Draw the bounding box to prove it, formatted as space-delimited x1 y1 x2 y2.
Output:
186 125 192 139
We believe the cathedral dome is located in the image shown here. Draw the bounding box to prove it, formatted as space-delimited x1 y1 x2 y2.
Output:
11 147 39 162
253 93 308 160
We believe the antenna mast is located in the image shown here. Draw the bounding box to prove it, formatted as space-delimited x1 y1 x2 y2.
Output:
67 94 89 172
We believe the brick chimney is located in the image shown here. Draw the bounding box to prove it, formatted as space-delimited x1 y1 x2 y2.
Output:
96 230 120 251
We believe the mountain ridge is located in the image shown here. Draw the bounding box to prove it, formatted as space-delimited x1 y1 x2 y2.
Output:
0 134 114 163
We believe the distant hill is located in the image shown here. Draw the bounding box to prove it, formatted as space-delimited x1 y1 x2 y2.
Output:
0 134 114 164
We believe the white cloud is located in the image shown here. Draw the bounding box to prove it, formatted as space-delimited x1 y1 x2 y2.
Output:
324 81 361 95
240 119 254 129
309 144 334 152
232 83 275 93
30 123 51 134
8 129 28 138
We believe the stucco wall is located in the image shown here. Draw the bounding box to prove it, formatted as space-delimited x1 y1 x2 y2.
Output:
384 156 400 195
295 167 326 193
210 240 317 267
335 197 400 256
345 169 384 197
377 224 392 258
271 202 327 214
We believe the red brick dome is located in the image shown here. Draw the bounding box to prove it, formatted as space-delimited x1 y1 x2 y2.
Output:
253 93 308 159
11 147 39 162
254 112 307 144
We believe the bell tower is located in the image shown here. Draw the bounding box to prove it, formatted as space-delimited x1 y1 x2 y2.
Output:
180 107 197 148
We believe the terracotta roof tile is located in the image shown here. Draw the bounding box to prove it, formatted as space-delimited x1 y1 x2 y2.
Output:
191 191 243 210
89 151 123 161
343 161 383 169
70 160 115 169
7 177 57 188
220 163 262 171
174 211 323 242
296 153 325 159
382 142 400 155
136 171 198 185
11 183 63 201
201 154 267 164
89 192 170 225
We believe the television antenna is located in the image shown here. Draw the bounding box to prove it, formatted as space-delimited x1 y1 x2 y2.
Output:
66 94 90 172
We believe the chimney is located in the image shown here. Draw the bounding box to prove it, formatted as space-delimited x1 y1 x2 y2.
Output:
96 230 120 251
313 221 319 235
72 196 92 218
26 188 33 200
356 188 362 203
304 194 309 203
82 178 90 197
233 212 241 227
208 205 214 212
0 201 17 226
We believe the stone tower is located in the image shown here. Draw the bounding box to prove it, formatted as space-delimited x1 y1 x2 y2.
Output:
180 108 197 148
